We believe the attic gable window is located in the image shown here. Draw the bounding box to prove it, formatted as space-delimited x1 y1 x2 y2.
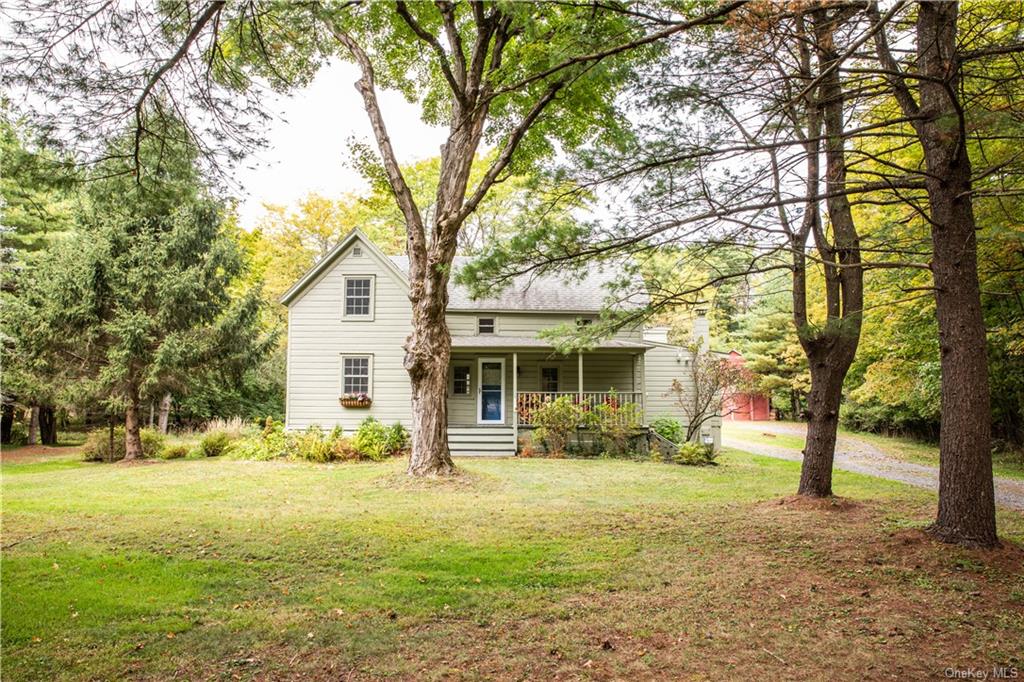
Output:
477 317 496 334
343 276 374 320
351 245 363 257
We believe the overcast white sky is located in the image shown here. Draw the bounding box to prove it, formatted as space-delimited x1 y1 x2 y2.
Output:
233 61 448 228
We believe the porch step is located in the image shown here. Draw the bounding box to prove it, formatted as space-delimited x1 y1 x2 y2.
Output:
447 426 516 457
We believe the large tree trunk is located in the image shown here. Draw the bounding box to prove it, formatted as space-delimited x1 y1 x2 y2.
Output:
914 1 997 547
157 393 171 434
27 406 39 445
0 403 13 444
799 352 847 496
39 406 57 445
404 297 455 477
124 392 144 461
793 6 864 498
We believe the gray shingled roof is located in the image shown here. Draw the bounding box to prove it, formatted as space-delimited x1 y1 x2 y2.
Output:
388 256 648 312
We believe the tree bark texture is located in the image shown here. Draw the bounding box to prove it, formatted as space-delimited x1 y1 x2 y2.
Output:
27 406 39 445
916 1 996 547
158 393 171 434
124 391 144 461
39 406 57 445
793 6 864 497
405 308 455 476
0 403 13 444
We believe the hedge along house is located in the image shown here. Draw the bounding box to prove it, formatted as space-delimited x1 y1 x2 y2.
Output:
281 229 720 456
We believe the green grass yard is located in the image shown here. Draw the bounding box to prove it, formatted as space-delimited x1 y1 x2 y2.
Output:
2 450 1023 680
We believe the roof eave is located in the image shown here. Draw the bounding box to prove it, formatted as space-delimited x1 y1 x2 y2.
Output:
278 228 409 307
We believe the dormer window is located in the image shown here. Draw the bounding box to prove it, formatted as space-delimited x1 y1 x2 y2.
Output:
477 317 496 334
343 276 374 320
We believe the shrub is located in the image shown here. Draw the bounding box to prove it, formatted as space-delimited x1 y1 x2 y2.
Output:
202 417 247 439
8 422 28 446
159 444 190 460
386 422 410 455
532 396 581 457
83 427 123 461
673 440 717 466
82 426 165 461
229 419 289 461
585 397 643 458
197 431 233 457
141 429 167 457
651 417 685 444
331 434 362 461
290 425 338 463
353 418 391 461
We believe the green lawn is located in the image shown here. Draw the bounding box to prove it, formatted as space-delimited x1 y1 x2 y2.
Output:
3 451 1023 680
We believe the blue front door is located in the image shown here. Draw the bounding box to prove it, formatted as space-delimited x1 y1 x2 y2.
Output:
479 360 503 423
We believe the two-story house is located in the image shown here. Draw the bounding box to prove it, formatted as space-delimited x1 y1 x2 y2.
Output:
281 229 720 455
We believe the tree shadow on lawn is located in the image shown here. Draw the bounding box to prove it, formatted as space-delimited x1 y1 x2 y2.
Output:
158 499 1024 680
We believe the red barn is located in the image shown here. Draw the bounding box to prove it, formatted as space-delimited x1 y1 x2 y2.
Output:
722 351 773 421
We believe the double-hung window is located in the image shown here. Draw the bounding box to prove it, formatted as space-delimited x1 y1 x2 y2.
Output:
343 276 374 319
342 355 372 395
452 366 471 395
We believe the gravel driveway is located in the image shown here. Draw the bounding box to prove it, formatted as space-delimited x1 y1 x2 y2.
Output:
722 421 1024 512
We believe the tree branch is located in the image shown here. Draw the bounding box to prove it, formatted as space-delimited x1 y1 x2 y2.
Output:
319 12 427 264
395 1 466 104
132 0 225 180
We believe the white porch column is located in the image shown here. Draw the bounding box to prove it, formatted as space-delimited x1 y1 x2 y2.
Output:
512 352 518 452
577 352 583 401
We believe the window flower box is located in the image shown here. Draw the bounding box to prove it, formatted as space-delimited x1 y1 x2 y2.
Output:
340 393 372 408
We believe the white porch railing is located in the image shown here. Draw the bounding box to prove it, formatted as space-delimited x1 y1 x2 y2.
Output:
516 391 644 427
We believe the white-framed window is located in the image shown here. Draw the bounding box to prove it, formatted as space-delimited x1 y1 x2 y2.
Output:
452 365 471 395
477 316 496 334
351 245 363 257
341 355 373 395
343 276 374 319
541 367 559 392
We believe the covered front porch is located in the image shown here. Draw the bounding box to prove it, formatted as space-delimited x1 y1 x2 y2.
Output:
446 337 650 455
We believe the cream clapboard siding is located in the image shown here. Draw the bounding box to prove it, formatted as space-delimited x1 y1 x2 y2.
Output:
643 342 721 448
446 352 643 426
286 245 412 431
283 233 711 439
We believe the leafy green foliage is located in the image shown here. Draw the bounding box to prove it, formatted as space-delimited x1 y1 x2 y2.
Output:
5 126 275 440
352 418 408 462
227 418 407 463
672 441 716 466
159 444 191 460
583 394 643 458
197 432 234 458
82 427 166 462
532 397 581 457
0 111 78 254
651 417 685 445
